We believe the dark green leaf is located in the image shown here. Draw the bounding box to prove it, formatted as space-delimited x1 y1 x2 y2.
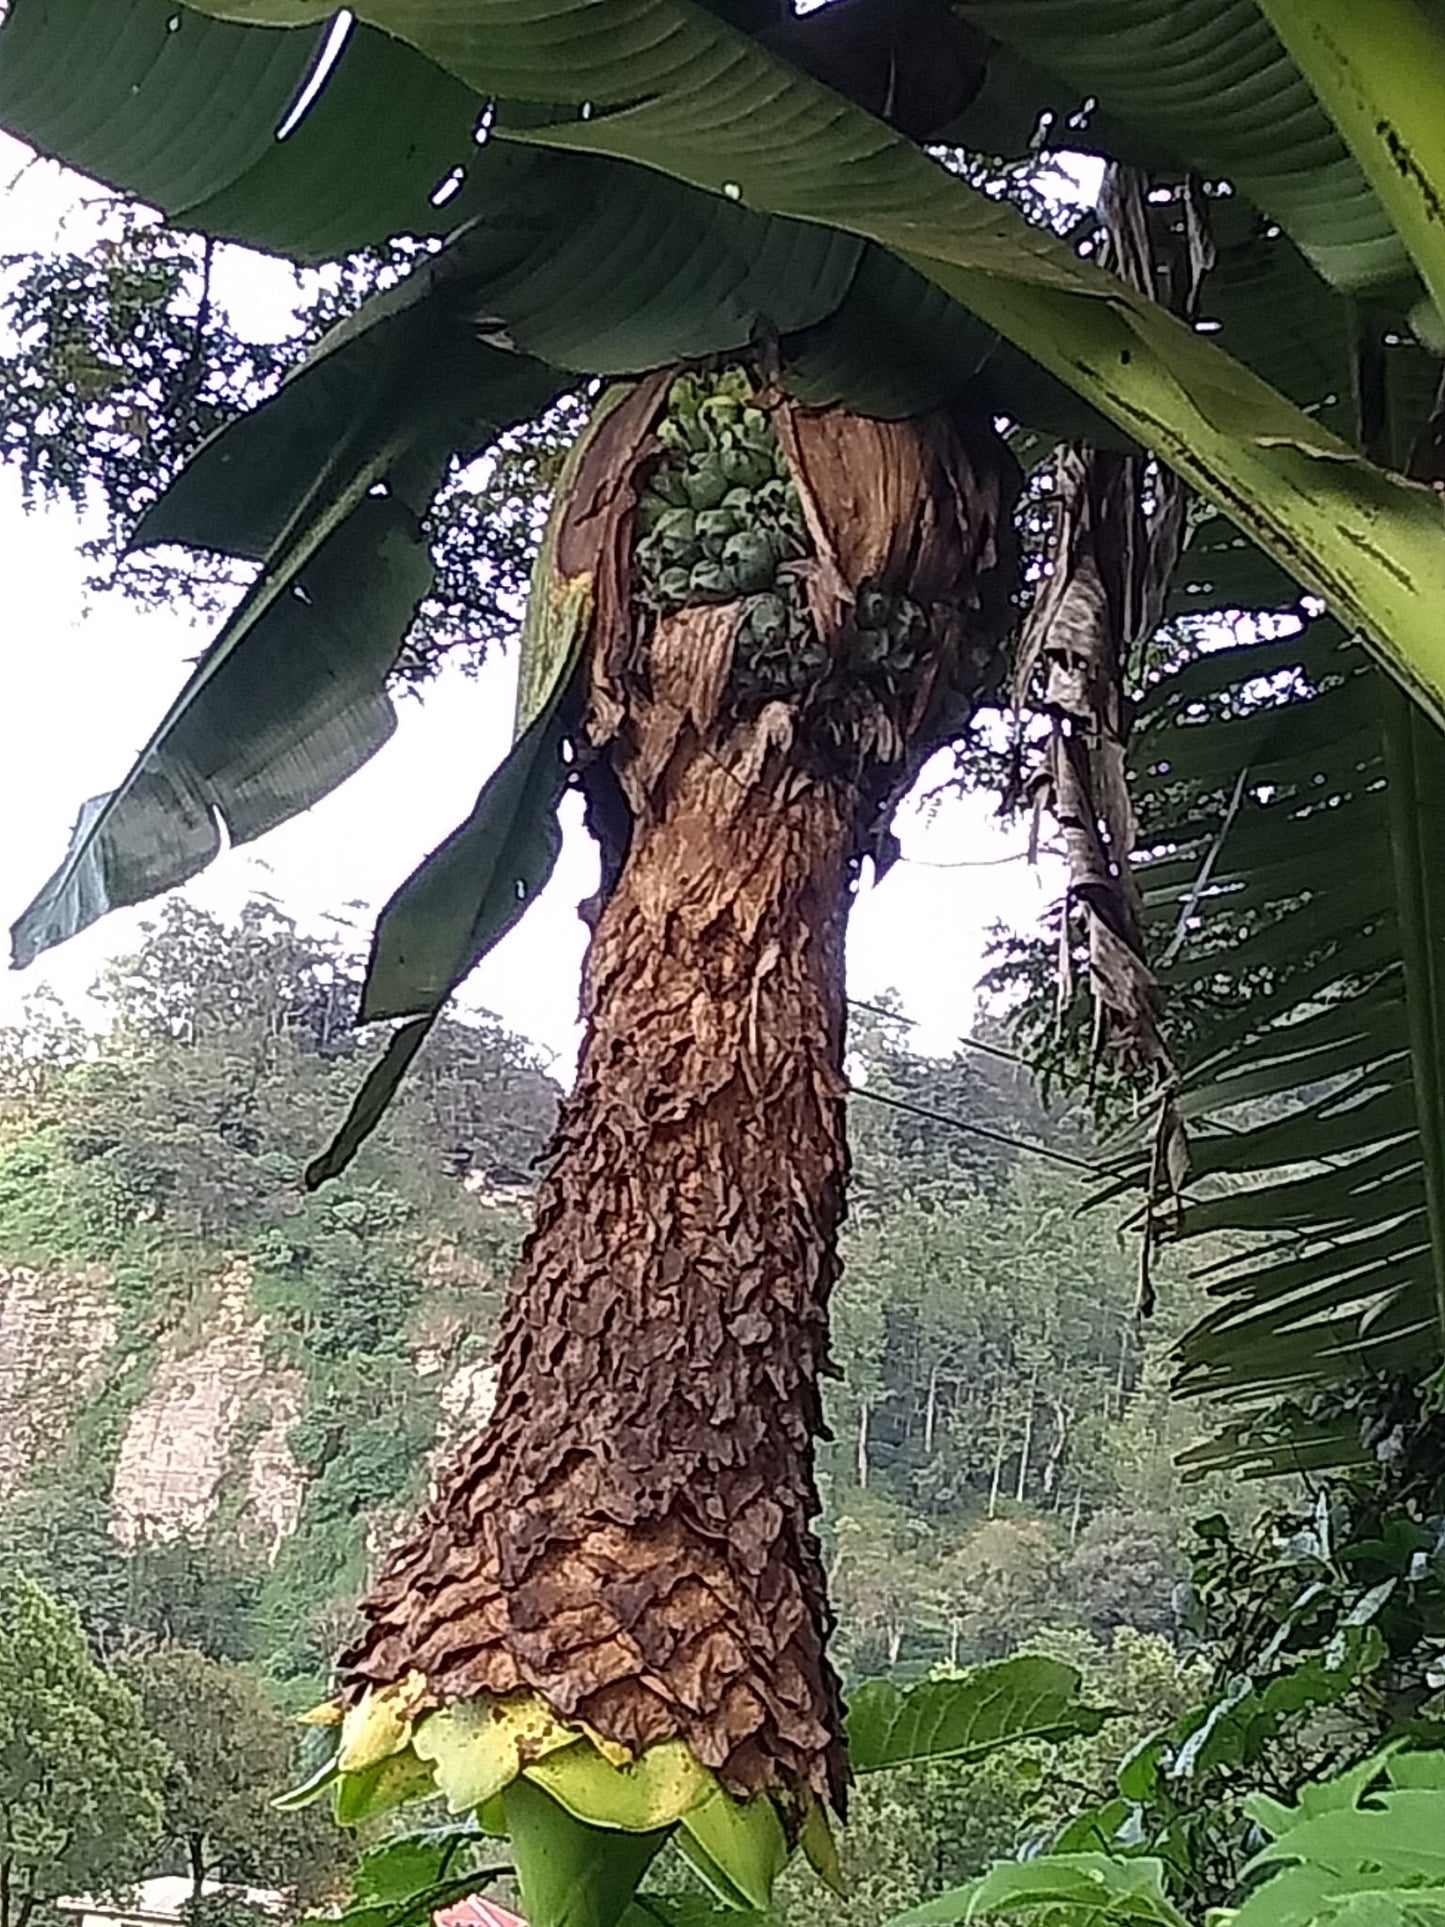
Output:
11 434 441 971
359 705 570 1026
884 1853 1189 1927
846 1655 1103 1773
303 1018 435 1190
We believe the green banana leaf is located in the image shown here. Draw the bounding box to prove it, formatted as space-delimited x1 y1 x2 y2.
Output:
1115 590 1445 1473
0 1 490 260
152 0 1445 720
954 0 1416 298
305 388 623 1183
8 312 559 970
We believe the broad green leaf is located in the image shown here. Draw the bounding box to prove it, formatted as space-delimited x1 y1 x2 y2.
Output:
0 1 490 260
0 0 1079 431
349 1828 482 1908
135 302 560 562
1053 1798 1134 1855
304 378 623 1180
1249 1795 1445 1880
503 1774 670 1927
885 1853 1189 1927
1257 0 1445 323
1244 1751 1398 1840
1388 1754 1445 1793
1378 677 1445 1345
1226 1861 1369 1927
846 1656 1102 1772
358 699 571 1028
10 427 440 972
1230 1757 1445 1927
270 0 1445 725
1097 585 1445 1455
301 683 568 1186
310 1868 513 1927
10 305 558 974
956 0 1411 293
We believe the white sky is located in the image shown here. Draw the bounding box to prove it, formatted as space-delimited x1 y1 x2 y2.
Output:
0 138 1063 1077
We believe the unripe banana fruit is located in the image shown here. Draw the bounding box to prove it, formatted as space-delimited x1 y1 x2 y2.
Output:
632 366 810 642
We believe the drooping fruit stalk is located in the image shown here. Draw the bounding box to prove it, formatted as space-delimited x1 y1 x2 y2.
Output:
329 368 1019 1904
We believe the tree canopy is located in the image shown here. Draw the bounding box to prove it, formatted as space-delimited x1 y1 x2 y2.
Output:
0 1571 168 1927
118 1647 349 1904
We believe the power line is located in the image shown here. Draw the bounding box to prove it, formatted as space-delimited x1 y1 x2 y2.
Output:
845 1000 1100 1172
849 1082 1101 1175
846 998 1025 1067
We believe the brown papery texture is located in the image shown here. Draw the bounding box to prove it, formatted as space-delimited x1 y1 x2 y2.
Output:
343 389 1020 1809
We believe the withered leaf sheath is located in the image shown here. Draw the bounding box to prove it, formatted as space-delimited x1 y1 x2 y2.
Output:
1011 170 1206 1291
343 375 1020 1808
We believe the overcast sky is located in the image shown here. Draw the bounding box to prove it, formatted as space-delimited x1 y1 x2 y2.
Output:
0 136 1063 1077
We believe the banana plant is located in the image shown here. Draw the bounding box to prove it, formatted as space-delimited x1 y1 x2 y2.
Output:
9 1 1445 1919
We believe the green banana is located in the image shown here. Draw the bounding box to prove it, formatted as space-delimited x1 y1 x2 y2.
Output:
698 395 744 435
648 468 691 509
650 506 697 555
688 559 737 601
634 363 817 628
720 445 773 491
682 456 730 512
697 504 739 551
667 372 706 417
656 566 693 604
741 591 790 647
634 493 668 537
722 530 780 593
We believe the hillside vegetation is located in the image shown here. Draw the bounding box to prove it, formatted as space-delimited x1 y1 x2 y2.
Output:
0 902 1219 1704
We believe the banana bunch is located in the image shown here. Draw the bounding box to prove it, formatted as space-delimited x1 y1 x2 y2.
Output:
285 1680 842 1927
633 368 810 614
848 582 931 684
732 585 829 700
